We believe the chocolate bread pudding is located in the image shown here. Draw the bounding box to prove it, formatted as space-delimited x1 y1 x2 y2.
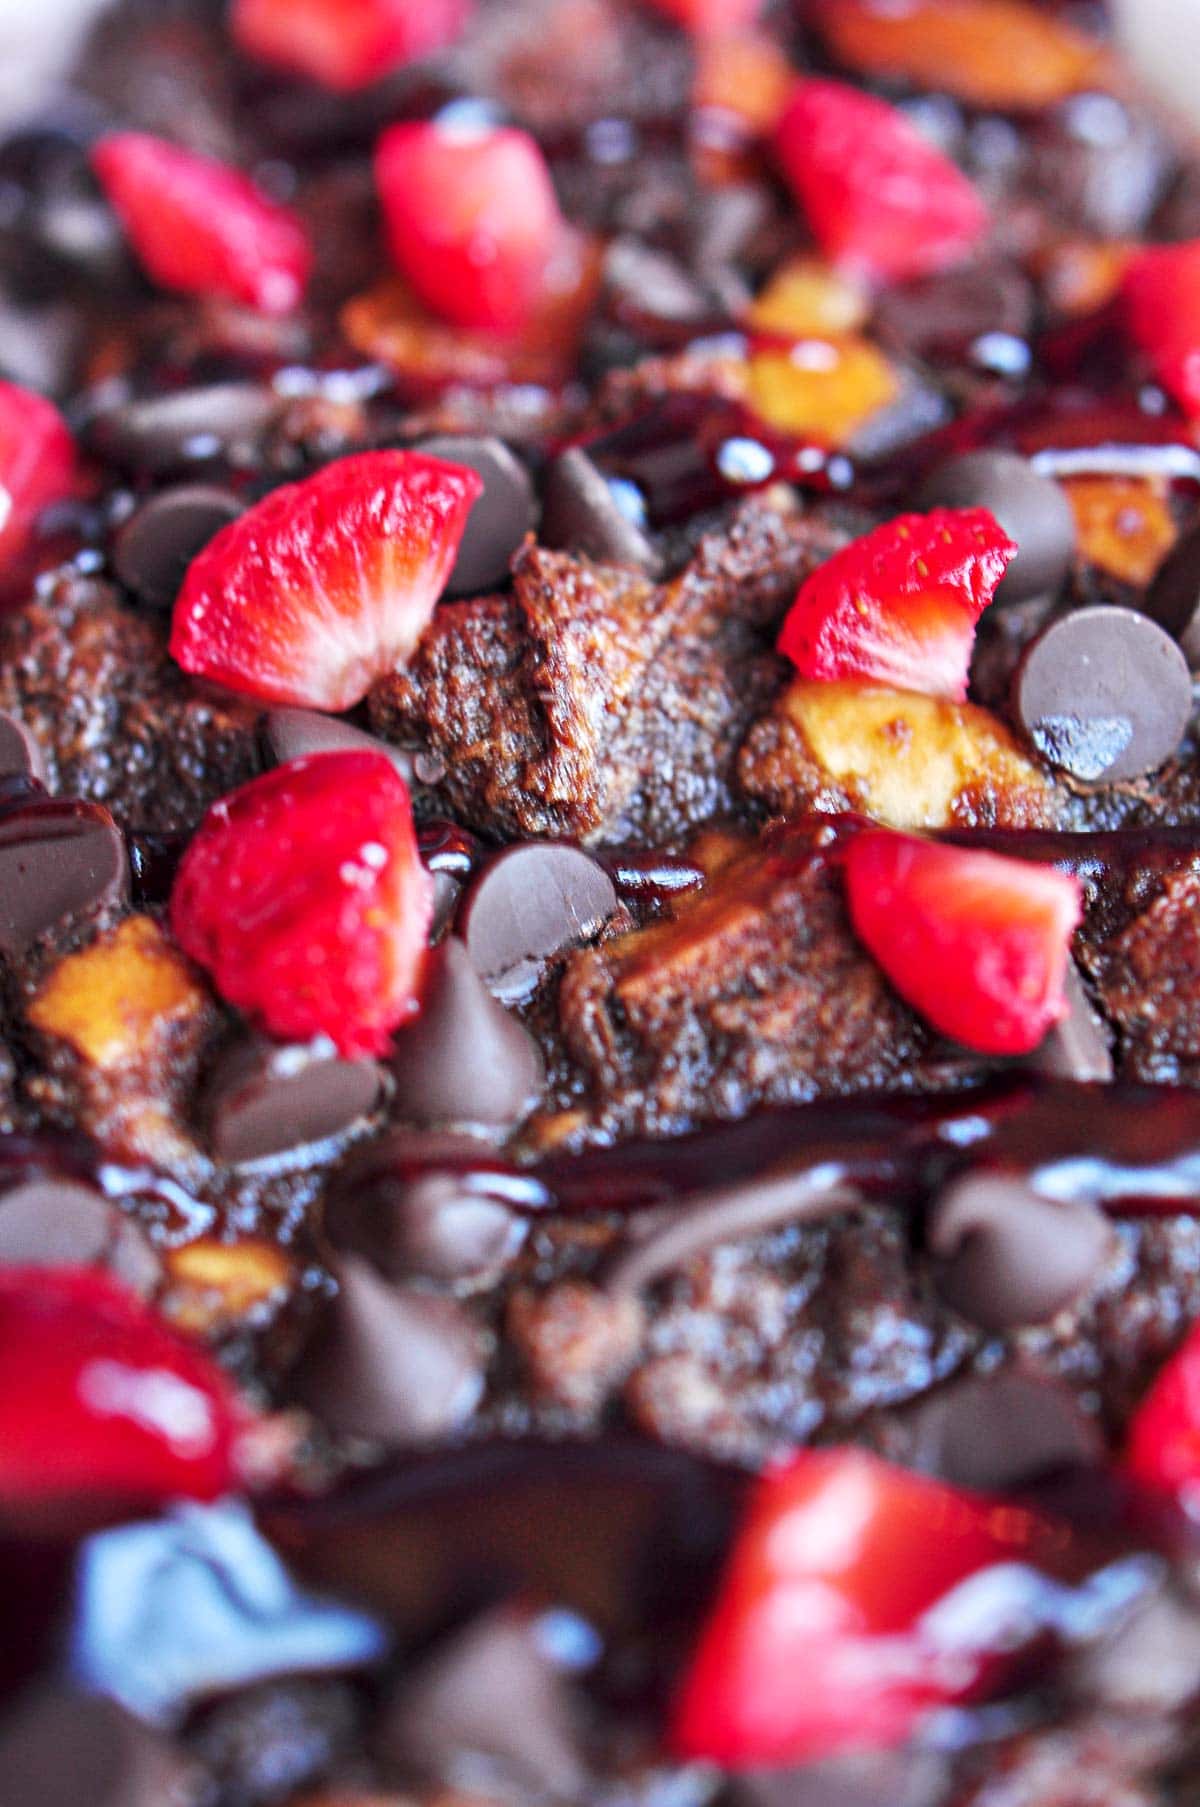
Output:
6 1 1200 1802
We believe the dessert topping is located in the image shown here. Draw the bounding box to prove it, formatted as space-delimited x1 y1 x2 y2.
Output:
927 1170 1115 1329
1123 238 1200 417
389 937 545 1128
0 382 75 573
1127 1319 1200 1513
461 842 620 1004
916 451 1077 606
231 0 472 92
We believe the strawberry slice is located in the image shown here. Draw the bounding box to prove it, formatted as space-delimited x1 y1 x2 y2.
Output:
0 1266 243 1523
91 132 313 316
231 0 472 91
843 830 1082 1056
0 382 75 571
170 450 482 711
1127 1322 1200 1512
672 1447 1069 1767
644 0 765 32
775 79 989 283
777 508 1015 700
1122 239 1200 417
170 751 434 1058
375 121 566 335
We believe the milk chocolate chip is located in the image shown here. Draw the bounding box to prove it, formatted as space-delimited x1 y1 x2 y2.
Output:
462 842 619 1004
416 434 537 597
0 801 127 958
389 937 544 1128
918 449 1076 604
206 1037 383 1164
0 1178 159 1295
928 1170 1114 1330
540 447 660 574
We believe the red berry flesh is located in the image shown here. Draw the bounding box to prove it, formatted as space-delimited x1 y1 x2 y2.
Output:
1127 1320 1200 1513
1123 239 1200 417
170 751 434 1059
0 382 75 571
231 0 472 92
91 132 313 315
643 0 765 32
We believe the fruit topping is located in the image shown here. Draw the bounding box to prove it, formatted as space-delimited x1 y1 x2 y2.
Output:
777 509 1015 699
775 80 989 284
375 122 567 336
230 0 472 92
1127 1320 1200 1513
671 1447 1068 1766
0 1266 243 1517
643 0 765 34
169 752 434 1059
747 337 899 445
170 450 482 711
0 383 75 572
843 830 1082 1055
90 133 313 316
1123 239 1200 417
916 451 1076 607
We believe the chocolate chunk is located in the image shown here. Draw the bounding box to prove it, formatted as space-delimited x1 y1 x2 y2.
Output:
206 1037 383 1165
917 450 1077 604
1030 962 1114 1082
378 1604 587 1796
263 705 416 780
113 483 243 612
1142 515 1200 665
899 1369 1104 1493
0 800 127 958
0 1178 159 1295
540 447 661 574
462 842 619 1004
928 1171 1115 1331
1014 605 1192 782
390 938 544 1128
90 382 282 476
0 708 46 784
415 435 538 597
0 1686 200 1807
292 1256 485 1442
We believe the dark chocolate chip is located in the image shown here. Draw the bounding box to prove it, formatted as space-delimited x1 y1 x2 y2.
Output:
113 483 243 612
90 382 282 475
540 447 661 574
1142 515 1200 666
0 1686 200 1807
390 938 544 1128
415 435 538 597
928 1170 1115 1331
263 705 416 781
206 1037 383 1165
462 842 620 1005
0 801 127 958
0 1178 159 1295
0 709 45 784
1014 605 1192 782
378 1605 587 1796
292 1256 485 1442
899 1369 1103 1493
1029 962 1114 1083
917 450 1077 604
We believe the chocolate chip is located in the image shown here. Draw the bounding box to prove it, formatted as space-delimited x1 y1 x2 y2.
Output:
378 1605 587 1797
0 709 45 784
603 234 724 327
875 263 1035 365
687 183 772 273
113 483 243 612
292 1256 485 1443
390 938 544 1129
0 1686 200 1807
1030 962 1114 1082
1014 605 1192 782
0 1178 159 1295
1069 1586 1200 1715
735 1750 952 1807
540 447 661 574
90 382 282 475
928 1170 1115 1331
917 450 1077 604
415 435 538 597
0 801 127 958
899 1369 1103 1493
263 705 416 781
1142 515 1200 666
462 843 619 1004
206 1037 383 1165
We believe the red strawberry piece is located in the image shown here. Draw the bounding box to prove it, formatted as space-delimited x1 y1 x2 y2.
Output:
1127 1321 1200 1511
643 0 764 31
0 381 75 569
844 830 1082 1056
777 508 1015 700
375 121 566 335
170 450 482 711
1123 239 1200 417
231 0 472 91
0 1266 243 1521
91 132 313 316
775 79 989 283
671 1447 1068 1768
171 751 434 1058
